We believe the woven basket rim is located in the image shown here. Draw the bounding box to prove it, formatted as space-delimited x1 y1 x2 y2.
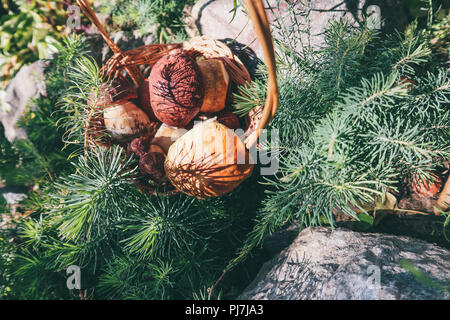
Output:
102 36 251 88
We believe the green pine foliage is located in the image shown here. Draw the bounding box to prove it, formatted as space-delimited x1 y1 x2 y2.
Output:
230 5 449 267
2 146 265 299
0 35 88 187
96 0 198 43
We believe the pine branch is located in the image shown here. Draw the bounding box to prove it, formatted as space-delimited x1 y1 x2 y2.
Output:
375 23 432 77
52 146 137 242
233 17 444 272
57 56 106 156
121 193 229 259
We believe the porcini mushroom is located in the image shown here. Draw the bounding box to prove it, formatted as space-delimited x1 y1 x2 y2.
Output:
104 100 155 142
197 59 230 113
128 135 165 158
165 119 253 198
150 123 188 154
149 49 204 127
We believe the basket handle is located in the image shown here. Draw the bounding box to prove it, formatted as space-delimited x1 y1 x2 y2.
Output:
75 0 144 86
242 0 279 149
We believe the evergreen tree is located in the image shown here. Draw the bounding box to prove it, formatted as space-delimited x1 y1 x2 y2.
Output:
229 3 449 268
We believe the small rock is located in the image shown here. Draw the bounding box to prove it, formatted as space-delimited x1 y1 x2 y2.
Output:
239 227 450 300
0 60 48 143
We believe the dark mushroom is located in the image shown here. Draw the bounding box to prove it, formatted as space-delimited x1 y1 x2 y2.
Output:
139 151 166 181
164 120 253 199
149 49 204 127
216 111 241 130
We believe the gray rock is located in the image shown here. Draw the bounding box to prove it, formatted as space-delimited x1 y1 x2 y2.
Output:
263 221 301 258
189 0 361 59
239 227 450 300
0 185 28 217
0 60 48 143
189 0 410 60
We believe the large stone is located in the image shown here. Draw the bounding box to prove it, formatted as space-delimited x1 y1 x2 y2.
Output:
189 0 410 59
263 221 301 258
0 60 47 143
239 227 450 300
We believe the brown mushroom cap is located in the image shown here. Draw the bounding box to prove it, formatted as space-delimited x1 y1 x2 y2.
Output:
197 59 230 113
139 151 166 181
149 49 204 127
216 111 241 130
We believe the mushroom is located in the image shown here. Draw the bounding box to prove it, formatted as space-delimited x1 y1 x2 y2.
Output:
128 135 165 158
216 111 241 130
104 99 155 142
88 78 137 108
165 119 254 199
149 49 204 127
197 59 230 113
150 123 188 154
411 174 443 198
139 151 166 181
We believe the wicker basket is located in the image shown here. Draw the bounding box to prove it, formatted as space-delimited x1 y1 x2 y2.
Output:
76 0 279 195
